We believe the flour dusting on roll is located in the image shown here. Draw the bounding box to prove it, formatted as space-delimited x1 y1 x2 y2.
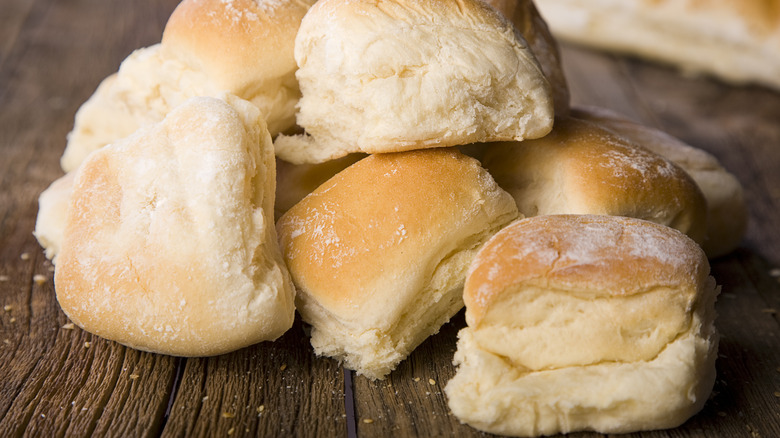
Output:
55 96 295 357
480 115 708 244
34 172 75 263
277 149 518 379
572 105 748 258
275 0 554 164
445 214 719 436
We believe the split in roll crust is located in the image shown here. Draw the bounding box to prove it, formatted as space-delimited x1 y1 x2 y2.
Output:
275 0 555 164
445 214 720 436
479 115 708 244
276 148 518 379
55 96 296 357
61 0 315 172
571 105 748 258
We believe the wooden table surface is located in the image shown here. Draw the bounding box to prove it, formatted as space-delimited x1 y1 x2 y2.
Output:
1 1 779 437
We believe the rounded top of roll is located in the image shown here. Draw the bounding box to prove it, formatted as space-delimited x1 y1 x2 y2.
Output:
464 215 710 327
277 148 518 319
162 0 316 93
280 0 554 163
481 115 708 244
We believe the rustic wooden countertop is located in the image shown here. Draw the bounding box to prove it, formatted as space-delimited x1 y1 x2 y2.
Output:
1 1 779 437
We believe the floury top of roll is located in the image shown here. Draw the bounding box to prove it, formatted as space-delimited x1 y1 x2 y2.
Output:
274 0 557 164
446 215 720 436
55 96 296 357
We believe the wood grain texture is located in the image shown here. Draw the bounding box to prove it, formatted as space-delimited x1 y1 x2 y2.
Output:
1 1 780 437
351 312 473 437
161 319 347 438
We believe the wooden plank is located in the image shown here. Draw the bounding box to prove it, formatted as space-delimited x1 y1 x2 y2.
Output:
558 44 654 123
162 318 347 438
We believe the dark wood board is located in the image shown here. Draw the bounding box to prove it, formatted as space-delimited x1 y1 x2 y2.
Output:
1 1 779 437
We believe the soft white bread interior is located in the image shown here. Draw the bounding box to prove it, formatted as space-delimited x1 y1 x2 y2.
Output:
483 0 570 116
55 96 295 357
479 115 708 244
34 172 75 263
61 0 315 172
572 105 748 257
534 0 780 90
276 149 518 379
445 214 719 436
275 0 554 164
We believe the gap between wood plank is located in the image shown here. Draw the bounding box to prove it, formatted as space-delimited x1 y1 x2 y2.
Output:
344 367 356 438
159 356 187 433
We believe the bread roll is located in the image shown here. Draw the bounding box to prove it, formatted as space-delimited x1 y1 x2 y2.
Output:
572 105 748 257
446 215 719 436
61 0 315 172
275 0 554 164
534 0 780 90
34 172 75 263
483 0 570 116
55 96 295 357
276 149 518 379
479 115 708 244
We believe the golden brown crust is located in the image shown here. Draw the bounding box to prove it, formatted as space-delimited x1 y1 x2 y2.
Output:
571 105 748 257
464 214 710 328
274 154 366 220
480 115 708 244
162 0 316 93
277 148 518 315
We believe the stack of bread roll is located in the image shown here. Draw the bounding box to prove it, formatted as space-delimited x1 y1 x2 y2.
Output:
34 0 748 435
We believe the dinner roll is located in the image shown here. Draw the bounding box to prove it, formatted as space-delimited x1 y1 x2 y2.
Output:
276 149 518 379
34 172 75 263
483 0 570 115
61 0 315 172
445 215 719 436
55 96 295 356
479 115 707 244
275 0 554 164
534 0 780 90
572 105 748 258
